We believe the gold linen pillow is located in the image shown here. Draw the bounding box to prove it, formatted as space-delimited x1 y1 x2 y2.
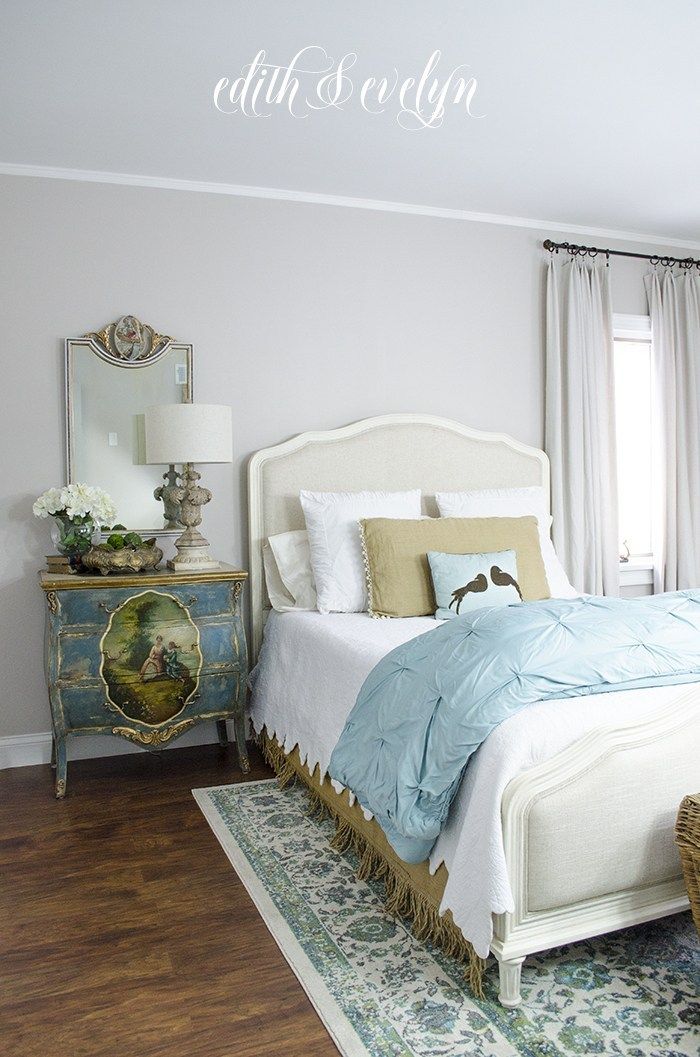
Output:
360 516 550 618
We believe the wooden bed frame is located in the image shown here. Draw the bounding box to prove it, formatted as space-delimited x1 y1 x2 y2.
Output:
248 413 696 1006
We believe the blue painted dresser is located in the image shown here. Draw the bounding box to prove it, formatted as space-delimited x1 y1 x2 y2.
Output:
40 565 248 797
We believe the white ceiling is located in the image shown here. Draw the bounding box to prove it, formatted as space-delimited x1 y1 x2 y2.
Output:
2 1 699 242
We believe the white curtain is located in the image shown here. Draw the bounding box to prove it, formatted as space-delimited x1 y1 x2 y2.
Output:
645 269 700 591
545 258 619 595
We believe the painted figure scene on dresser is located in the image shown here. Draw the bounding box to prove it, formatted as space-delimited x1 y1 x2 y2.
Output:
100 591 202 725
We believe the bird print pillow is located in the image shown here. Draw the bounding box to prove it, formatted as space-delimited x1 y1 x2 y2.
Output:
427 549 522 620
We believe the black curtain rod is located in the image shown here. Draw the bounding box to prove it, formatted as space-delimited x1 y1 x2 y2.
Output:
543 238 700 270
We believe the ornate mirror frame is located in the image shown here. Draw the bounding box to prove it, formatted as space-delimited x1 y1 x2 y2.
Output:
65 315 194 536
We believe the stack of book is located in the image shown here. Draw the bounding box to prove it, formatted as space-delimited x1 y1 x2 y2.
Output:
46 554 75 575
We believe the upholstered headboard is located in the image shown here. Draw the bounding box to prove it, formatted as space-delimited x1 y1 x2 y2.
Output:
247 414 549 658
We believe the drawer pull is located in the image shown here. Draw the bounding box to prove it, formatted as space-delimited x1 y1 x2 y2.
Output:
98 594 198 615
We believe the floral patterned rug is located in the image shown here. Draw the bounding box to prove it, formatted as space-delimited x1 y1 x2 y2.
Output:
194 779 700 1057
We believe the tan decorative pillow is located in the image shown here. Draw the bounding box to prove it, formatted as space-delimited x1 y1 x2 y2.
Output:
360 516 550 618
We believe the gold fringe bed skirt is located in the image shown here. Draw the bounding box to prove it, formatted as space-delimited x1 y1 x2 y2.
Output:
258 728 486 996
675 793 700 938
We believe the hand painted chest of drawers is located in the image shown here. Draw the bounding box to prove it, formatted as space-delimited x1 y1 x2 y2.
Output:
40 565 248 797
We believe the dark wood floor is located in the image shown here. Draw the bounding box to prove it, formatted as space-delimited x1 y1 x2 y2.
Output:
1 742 339 1057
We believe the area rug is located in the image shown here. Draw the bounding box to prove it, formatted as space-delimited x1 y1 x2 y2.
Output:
193 779 699 1057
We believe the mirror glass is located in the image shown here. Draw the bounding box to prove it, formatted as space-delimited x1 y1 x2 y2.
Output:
66 318 193 533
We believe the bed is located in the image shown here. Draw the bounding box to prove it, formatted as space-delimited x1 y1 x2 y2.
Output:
247 413 698 1006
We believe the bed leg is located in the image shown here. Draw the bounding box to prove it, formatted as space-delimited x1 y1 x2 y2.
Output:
497 955 525 1008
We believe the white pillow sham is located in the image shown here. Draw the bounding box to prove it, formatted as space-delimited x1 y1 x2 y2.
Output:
435 486 577 599
262 540 296 612
300 489 422 613
269 529 317 609
263 529 317 612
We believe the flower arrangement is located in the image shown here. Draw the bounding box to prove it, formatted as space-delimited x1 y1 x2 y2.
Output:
34 484 118 563
33 484 117 524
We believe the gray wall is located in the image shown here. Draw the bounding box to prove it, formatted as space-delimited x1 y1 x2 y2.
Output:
0 174 671 742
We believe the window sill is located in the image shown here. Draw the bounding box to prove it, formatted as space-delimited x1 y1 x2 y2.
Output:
619 560 653 587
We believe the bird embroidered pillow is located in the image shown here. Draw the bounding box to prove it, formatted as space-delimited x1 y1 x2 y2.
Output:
427 549 522 620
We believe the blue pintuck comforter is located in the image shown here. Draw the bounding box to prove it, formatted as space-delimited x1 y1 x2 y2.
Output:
329 592 700 863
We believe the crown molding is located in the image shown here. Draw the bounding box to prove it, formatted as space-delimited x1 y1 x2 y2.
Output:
1 160 698 252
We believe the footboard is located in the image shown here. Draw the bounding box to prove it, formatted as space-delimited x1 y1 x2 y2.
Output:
492 687 699 1005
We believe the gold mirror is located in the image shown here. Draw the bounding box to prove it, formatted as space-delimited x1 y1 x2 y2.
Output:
65 316 193 534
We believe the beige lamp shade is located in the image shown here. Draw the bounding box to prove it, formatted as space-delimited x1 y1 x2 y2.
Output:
145 403 233 465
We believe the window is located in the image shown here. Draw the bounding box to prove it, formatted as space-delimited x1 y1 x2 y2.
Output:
613 315 653 562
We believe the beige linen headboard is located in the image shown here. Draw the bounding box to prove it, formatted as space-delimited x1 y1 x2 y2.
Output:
247 413 549 658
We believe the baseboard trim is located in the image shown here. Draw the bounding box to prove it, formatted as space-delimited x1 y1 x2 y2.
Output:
0 723 231 770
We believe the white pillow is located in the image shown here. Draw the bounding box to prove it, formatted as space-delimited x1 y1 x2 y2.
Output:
268 529 317 610
300 489 422 613
435 486 577 599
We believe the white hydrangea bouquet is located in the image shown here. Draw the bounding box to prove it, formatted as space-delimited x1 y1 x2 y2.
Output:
34 484 118 564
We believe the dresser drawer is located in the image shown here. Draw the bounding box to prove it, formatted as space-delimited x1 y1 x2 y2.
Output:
58 669 242 732
57 620 243 683
55 579 241 628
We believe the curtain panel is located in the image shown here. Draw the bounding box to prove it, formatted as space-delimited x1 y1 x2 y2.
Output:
645 270 700 592
545 259 619 596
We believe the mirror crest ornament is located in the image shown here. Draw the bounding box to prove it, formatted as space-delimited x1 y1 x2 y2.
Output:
65 315 193 535
84 314 175 366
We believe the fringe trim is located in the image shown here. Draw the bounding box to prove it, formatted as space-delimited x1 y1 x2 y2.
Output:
258 728 485 997
259 730 297 788
358 519 376 618
358 520 389 619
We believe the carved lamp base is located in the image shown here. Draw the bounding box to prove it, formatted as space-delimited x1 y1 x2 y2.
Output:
167 464 220 572
168 525 220 572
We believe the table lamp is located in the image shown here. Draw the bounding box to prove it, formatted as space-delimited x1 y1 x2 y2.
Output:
145 403 232 571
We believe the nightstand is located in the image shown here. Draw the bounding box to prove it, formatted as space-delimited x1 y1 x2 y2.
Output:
40 565 249 797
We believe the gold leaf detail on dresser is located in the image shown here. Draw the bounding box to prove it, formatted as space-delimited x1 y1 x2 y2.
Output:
112 719 196 746
46 591 60 614
231 581 243 604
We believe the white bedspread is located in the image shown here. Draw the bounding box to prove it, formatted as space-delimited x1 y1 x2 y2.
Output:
249 610 688 958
